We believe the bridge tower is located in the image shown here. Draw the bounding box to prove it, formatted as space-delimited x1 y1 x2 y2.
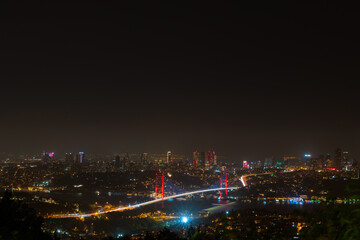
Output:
225 169 228 196
155 173 164 200
219 169 228 198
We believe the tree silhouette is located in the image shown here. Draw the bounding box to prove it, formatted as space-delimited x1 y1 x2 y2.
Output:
144 230 156 240
0 190 52 240
156 228 182 240
297 181 360 240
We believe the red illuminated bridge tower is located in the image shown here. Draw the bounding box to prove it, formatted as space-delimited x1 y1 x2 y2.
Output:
220 169 228 198
155 173 164 200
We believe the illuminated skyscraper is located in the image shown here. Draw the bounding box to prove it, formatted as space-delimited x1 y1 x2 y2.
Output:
303 154 312 166
41 151 54 162
193 150 199 167
76 152 85 164
342 151 350 169
204 151 210 170
243 161 249 169
41 150 48 162
213 151 217 165
208 151 213 165
166 151 172 164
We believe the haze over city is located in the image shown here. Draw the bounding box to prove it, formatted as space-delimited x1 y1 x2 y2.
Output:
1 1 359 160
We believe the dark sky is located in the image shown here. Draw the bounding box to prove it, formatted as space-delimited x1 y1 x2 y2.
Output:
1 1 359 160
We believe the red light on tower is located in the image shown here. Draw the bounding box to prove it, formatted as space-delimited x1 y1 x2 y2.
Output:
155 173 165 200
225 169 228 197
155 173 158 200
220 170 223 198
161 173 164 200
220 169 228 198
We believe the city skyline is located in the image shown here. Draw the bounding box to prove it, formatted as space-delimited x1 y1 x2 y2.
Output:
1 2 359 239
1 147 356 167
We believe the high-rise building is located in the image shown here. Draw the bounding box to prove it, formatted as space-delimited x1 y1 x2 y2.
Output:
141 153 148 165
308 155 324 169
124 152 129 161
325 153 333 168
166 151 172 164
318 154 325 169
342 151 350 169
200 152 206 167
264 157 273 168
122 152 129 169
65 153 73 163
115 155 121 169
255 160 263 168
208 151 217 165
243 161 249 169
41 151 54 162
213 151 217 165
334 148 342 170
41 151 48 162
193 150 199 167
283 156 298 167
193 150 217 168
204 151 211 170
76 152 85 164
303 154 312 166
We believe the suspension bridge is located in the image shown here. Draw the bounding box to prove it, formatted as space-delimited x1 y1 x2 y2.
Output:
50 170 244 219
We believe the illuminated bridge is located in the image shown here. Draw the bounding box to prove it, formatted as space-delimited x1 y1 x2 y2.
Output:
50 170 246 219
50 186 240 219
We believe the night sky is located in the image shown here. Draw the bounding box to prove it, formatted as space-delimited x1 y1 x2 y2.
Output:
1 1 359 160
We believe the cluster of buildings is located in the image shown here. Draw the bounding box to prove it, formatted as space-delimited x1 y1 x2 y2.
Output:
249 148 357 171
41 151 86 164
4 147 357 174
35 149 221 172
192 150 217 169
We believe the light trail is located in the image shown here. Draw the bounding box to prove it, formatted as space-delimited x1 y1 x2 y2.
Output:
50 171 293 219
50 187 239 219
240 170 295 187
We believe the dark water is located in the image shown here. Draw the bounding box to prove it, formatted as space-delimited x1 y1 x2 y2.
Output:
17 189 316 216
29 190 149 206
97 198 317 235
12 190 319 236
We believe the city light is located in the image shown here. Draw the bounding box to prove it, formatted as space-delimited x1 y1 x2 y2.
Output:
181 216 189 223
243 161 249 169
2 1 357 239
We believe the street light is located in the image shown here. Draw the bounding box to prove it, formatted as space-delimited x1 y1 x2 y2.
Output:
181 216 189 223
